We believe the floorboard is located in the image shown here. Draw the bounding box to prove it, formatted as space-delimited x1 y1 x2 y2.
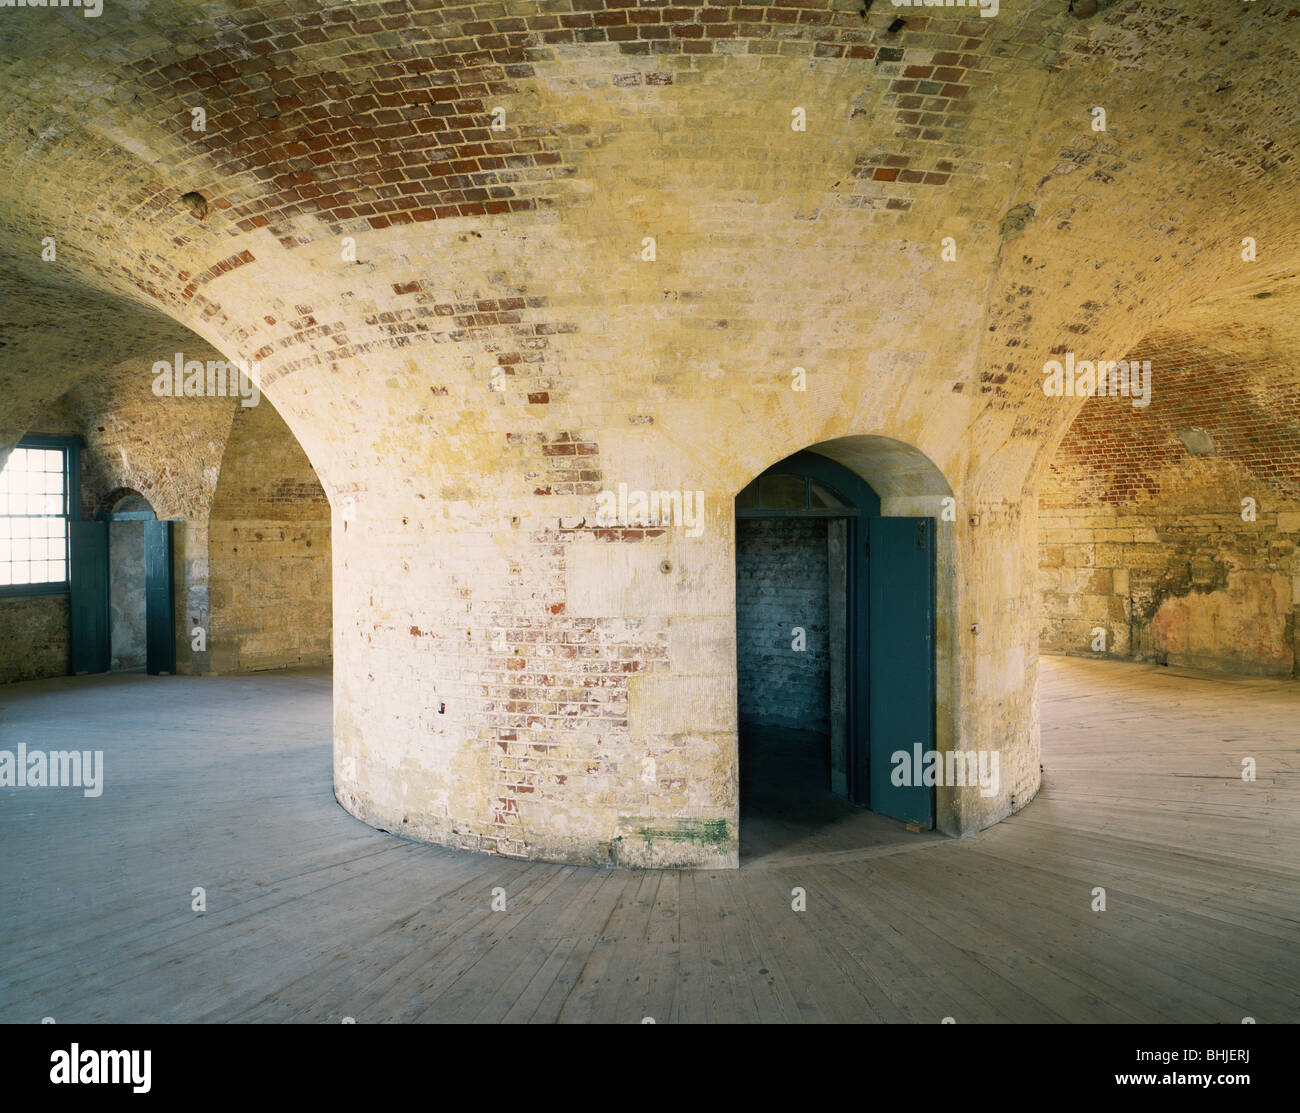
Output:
2 657 1296 1023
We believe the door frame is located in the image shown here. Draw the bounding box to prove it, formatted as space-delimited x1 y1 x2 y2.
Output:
69 520 110 675
736 450 882 807
144 519 175 676
867 514 938 827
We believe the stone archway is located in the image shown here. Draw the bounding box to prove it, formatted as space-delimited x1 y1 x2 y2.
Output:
733 434 1005 846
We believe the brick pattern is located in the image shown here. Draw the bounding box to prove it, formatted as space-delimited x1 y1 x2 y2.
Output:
1046 328 1300 507
91 3 1105 257
2 0 1296 865
474 595 669 856
207 396 332 673
135 1 977 245
736 517 830 733
342 518 673 861
0 595 69 685
1040 301 1300 677
0 366 330 685
841 27 993 216
0 280 188 455
66 353 237 523
508 430 603 500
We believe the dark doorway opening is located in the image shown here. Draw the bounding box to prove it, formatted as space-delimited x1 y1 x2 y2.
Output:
735 449 936 859
71 491 175 677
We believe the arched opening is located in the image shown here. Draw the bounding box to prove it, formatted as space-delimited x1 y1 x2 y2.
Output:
98 489 156 672
205 399 332 674
1038 319 1300 678
0 338 333 686
735 436 956 857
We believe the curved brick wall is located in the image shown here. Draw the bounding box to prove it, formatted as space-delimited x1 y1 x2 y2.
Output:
1041 289 1300 676
1 1 1297 865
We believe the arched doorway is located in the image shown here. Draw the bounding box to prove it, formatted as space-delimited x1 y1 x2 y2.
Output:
735 448 938 842
91 488 174 675
206 400 332 674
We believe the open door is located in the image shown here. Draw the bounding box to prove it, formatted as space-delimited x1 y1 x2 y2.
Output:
866 516 936 827
735 449 943 838
69 521 110 675
144 519 175 676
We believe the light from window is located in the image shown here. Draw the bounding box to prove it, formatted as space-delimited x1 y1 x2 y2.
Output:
0 447 69 587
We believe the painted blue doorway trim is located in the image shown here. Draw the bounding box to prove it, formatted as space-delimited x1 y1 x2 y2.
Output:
867 515 937 826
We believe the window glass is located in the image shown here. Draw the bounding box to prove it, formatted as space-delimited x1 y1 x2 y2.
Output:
810 482 846 508
0 444 70 588
759 474 807 510
736 479 759 509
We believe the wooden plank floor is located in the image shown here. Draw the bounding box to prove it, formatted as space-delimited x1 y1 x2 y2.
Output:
1 656 1296 1023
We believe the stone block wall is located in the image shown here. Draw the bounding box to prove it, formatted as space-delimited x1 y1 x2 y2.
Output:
1040 488 1300 678
0 595 69 685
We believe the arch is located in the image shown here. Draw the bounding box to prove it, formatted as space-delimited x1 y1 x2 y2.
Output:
205 399 332 674
736 450 874 822
92 488 159 671
805 435 954 503
738 434 961 842
734 434 963 838
96 487 156 521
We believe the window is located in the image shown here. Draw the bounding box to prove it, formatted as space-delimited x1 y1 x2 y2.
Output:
0 436 79 595
737 474 852 513
759 474 807 510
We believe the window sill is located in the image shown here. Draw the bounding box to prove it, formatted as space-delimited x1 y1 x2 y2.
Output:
0 584 71 599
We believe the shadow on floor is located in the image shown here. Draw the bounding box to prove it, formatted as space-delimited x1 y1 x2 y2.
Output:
738 722 929 864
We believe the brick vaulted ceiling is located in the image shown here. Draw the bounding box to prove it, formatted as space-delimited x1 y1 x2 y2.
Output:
0 0 1298 502
1045 270 1300 506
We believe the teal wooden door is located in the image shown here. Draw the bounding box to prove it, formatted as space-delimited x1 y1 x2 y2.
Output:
866 516 936 826
69 521 110 675
144 519 175 675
